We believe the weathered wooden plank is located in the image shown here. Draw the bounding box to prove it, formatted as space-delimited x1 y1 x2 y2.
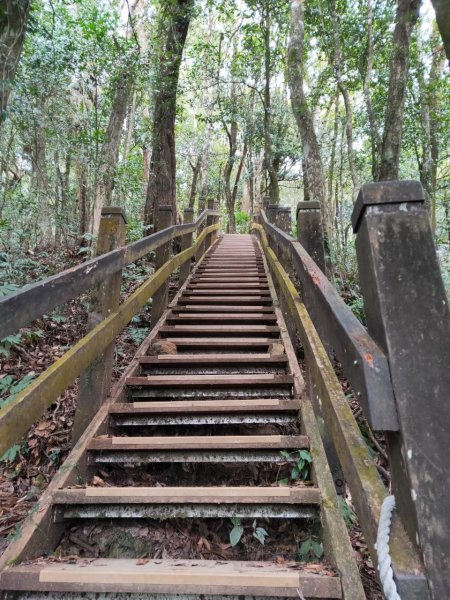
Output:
109 398 299 413
126 374 293 386
52 486 321 504
0 559 342 597
138 354 287 364
88 434 308 450
0 223 219 457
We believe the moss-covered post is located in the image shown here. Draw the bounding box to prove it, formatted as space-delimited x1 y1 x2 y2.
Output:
205 199 215 251
352 180 450 599
276 207 292 234
267 203 279 225
195 207 206 263
296 201 326 273
151 205 173 325
179 207 194 286
73 207 127 444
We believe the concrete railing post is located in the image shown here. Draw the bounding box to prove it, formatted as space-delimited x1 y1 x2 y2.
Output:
151 205 173 326
296 201 326 273
73 207 127 444
352 180 450 599
179 207 194 287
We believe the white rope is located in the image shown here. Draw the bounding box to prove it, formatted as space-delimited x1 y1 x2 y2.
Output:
376 495 401 600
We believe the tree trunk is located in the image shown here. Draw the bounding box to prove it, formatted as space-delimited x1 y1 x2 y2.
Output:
188 155 201 209
91 70 132 239
224 118 238 233
330 0 358 201
430 0 450 64
287 0 330 234
378 0 422 181
144 0 194 231
0 0 31 128
263 0 279 204
362 0 382 180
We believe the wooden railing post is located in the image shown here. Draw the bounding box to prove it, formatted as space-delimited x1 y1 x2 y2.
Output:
195 210 206 263
262 195 270 212
179 207 194 286
276 207 292 234
267 203 279 224
205 199 215 251
296 201 326 273
73 207 127 444
352 180 450 599
151 205 173 325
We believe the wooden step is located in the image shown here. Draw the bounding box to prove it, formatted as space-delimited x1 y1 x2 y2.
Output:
126 374 293 387
53 486 321 505
89 434 307 450
109 398 299 414
161 338 275 350
178 295 272 304
139 354 286 365
159 325 280 336
172 305 275 312
0 559 341 597
166 314 277 323
188 283 269 289
184 289 271 296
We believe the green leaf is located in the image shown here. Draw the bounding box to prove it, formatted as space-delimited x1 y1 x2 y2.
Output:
1 444 21 463
291 466 300 480
298 539 312 558
280 450 291 460
230 524 244 547
311 541 323 558
299 450 312 463
277 478 290 486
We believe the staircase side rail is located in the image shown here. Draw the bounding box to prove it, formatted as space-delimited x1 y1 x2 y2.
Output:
252 222 429 599
0 209 220 341
0 222 220 458
259 209 396 432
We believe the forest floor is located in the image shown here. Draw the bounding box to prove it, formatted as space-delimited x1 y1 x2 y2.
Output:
0 246 386 599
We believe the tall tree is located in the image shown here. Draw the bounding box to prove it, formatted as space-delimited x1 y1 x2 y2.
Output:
144 0 195 230
378 0 422 180
287 0 330 234
430 0 450 64
0 0 31 128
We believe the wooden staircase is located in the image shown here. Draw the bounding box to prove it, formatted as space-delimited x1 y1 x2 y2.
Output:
0 234 364 599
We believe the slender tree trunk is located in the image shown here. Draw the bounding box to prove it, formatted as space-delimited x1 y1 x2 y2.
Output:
77 159 89 242
330 0 358 201
0 0 31 128
224 118 238 233
188 155 201 209
430 0 450 64
362 0 382 180
144 0 194 230
91 70 132 239
287 0 330 235
378 0 422 181
263 0 279 204
123 88 136 161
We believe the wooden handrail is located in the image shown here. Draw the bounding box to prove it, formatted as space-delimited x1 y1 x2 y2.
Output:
0 222 219 457
0 209 220 340
252 222 428 597
257 210 396 432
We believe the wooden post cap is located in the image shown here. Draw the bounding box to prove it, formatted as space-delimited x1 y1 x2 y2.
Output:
101 207 127 224
351 180 425 233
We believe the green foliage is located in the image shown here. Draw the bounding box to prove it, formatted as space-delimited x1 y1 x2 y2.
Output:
252 519 268 545
234 211 250 234
338 496 358 530
0 372 36 409
229 516 244 547
278 449 312 485
298 537 323 562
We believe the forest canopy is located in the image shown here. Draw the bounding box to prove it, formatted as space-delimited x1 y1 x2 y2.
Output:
0 0 449 289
